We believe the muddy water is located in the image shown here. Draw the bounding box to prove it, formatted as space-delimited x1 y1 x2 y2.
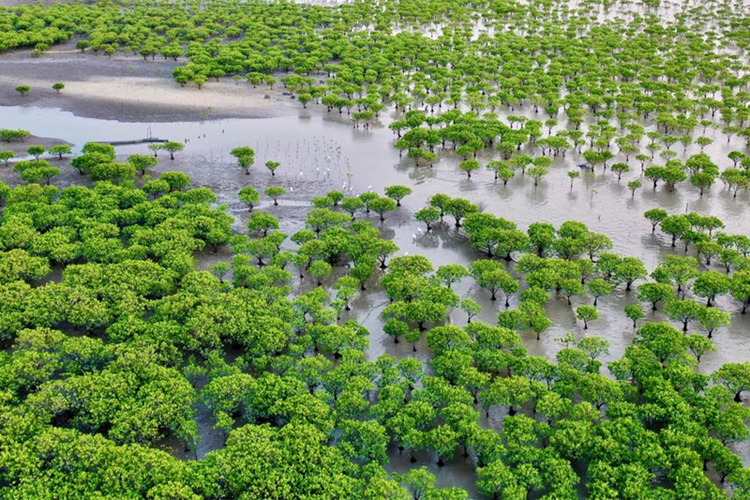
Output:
5 104 748 262
2 104 750 489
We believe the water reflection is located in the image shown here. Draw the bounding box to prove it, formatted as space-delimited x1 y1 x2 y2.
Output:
3 102 750 489
4 103 748 373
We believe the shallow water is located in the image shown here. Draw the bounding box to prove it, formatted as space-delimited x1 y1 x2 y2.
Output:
2 103 750 492
4 104 748 258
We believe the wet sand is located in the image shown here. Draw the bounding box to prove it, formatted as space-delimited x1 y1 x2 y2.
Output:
0 41 297 122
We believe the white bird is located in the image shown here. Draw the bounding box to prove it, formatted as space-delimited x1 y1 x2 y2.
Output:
290 187 294 192
299 171 304 176
412 234 417 239
342 183 346 189
367 185 372 190
404 252 409 256
417 228 423 233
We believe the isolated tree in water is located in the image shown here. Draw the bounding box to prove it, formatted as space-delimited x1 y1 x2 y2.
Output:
162 141 184 160
384 185 412 206
264 186 285 205
265 160 280 176
231 146 255 174
239 186 260 211
415 206 440 231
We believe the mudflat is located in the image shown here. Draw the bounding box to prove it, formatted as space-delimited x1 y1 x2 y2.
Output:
0 40 297 122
